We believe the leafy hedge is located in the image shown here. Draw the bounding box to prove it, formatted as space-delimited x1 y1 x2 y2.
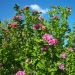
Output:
0 4 75 75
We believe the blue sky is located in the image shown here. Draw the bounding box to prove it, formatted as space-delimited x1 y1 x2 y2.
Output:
0 0 75 30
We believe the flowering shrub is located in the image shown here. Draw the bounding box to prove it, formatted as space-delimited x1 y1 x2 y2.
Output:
0 4 75 75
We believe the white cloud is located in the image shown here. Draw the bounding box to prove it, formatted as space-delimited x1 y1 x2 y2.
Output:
30 4 48 14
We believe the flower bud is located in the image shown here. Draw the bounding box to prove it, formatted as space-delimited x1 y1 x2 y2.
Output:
24 5 29 9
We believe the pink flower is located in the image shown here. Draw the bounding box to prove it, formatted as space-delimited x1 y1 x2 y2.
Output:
7 24 11 27
48 39 55 45
41 46 47 51
32 24 36 30
42 34 53 45
60 53 66 59
41 26 45 30
58 63 64 70
32 10 37 13
42 33 52 41
36 24 45 30
24 5 29 9
42 33 53 45
32 10 35 13
69 47 73 52
42 33 58 46
53 16 57 19
12 16 22 20
16 71 25 75
52 39 58 44
32 10 38 14
25 58 30 63
48 39 58 45
12 22 17 27
17 15 22 20
32 24 45 30
36 24 42 27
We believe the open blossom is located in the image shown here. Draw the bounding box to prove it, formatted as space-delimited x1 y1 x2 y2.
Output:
42 33 52 41
69 47 73 52
32 10 35 13
25 58 30 63
32 24 45 30
42 33 58 45
16 71 25 75
12 22 17 27
32 24 36 30
41 26 45 30
48 39 57 45
37 24 45 30
32 10 38 13
58 63 64 70
12 15 22 20
41 46 47 51
60 53 66 59
48 39 58 45
52 39 58 44
17 15 22 20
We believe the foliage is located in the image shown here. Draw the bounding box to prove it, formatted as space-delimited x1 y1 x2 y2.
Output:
0 4 75 75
